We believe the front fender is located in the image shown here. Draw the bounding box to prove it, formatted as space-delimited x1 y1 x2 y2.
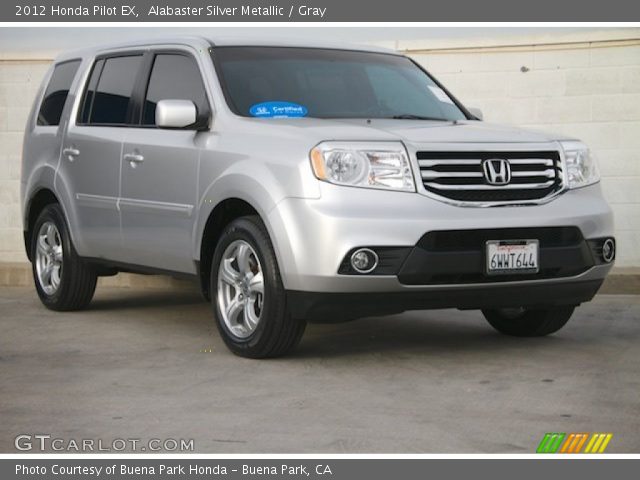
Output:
194 170 288 270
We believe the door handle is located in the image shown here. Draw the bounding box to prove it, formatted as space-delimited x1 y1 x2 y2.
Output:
62 147 80 161
124 153 145 166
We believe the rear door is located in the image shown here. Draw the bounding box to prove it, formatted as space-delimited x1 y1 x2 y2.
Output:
60 53 144 259
119 50 211 273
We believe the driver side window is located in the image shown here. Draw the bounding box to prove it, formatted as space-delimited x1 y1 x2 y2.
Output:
142 53 209 126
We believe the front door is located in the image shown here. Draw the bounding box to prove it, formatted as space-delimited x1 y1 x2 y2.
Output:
119 51 211 274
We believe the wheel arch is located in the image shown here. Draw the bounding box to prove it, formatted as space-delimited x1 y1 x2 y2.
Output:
198 197 267 301
23 160 83 262
24 188 61 262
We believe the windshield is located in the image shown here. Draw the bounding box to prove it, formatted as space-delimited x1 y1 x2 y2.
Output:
211 47 468 121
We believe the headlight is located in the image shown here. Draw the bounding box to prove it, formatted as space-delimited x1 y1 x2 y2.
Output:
560 140 600 189
310 142 415 192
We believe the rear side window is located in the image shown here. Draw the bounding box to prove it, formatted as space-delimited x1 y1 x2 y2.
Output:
79 59 104 124
37 60 81 126
81 55 143 125
142 54 208 126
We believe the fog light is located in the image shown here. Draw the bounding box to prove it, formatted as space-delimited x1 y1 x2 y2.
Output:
602 238 615 263
350 248 379 274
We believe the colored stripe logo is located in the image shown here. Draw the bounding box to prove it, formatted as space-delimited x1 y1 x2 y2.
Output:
537 433 565 453
537 433 613 453
584 433 613 453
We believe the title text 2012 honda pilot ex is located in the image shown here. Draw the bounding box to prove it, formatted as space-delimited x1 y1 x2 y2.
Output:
21 37 616 357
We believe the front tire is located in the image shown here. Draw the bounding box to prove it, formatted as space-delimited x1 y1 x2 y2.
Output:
482 306 575 337
210 215 306 358
31 204 97 311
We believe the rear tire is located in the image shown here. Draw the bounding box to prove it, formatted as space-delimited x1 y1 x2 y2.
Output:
482 306 575 337
31 204 97 311
210 215 306 358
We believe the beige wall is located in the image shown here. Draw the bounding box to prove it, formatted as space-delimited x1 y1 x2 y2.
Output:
1 29 639 266
0 60 49 262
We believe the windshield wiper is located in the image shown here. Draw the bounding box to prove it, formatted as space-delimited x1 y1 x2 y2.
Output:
390 114 450 121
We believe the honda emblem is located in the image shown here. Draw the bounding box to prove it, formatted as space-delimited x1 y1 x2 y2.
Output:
482 158 511 185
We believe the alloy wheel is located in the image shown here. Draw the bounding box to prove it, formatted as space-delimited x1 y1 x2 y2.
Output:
35 221 63 295
217 240 265 339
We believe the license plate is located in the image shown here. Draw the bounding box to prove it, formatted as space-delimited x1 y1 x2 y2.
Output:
486 240 539 275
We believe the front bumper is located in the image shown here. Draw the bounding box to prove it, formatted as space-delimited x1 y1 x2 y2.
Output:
287 276 605 322
267 181 614 294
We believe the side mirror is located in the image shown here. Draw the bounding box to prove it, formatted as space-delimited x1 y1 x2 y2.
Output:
468 107 483 121
156 99 198 129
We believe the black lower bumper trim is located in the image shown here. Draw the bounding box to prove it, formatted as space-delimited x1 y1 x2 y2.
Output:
399 227 597 285
287 279 604 323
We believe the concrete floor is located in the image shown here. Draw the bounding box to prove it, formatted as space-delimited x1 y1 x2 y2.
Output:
0 286 639 453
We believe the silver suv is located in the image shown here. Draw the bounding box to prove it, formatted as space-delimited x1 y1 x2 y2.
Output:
21 37 616 357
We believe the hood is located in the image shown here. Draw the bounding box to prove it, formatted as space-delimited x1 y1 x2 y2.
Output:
233 117 571 146
351 119 567 144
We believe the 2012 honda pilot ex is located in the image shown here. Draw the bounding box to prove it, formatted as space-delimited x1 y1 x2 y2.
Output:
21 37 616 357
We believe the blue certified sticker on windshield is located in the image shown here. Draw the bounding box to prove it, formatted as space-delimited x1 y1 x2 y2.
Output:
249 102 308 118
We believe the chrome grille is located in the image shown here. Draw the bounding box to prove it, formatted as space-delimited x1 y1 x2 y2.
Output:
417 151 564 204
